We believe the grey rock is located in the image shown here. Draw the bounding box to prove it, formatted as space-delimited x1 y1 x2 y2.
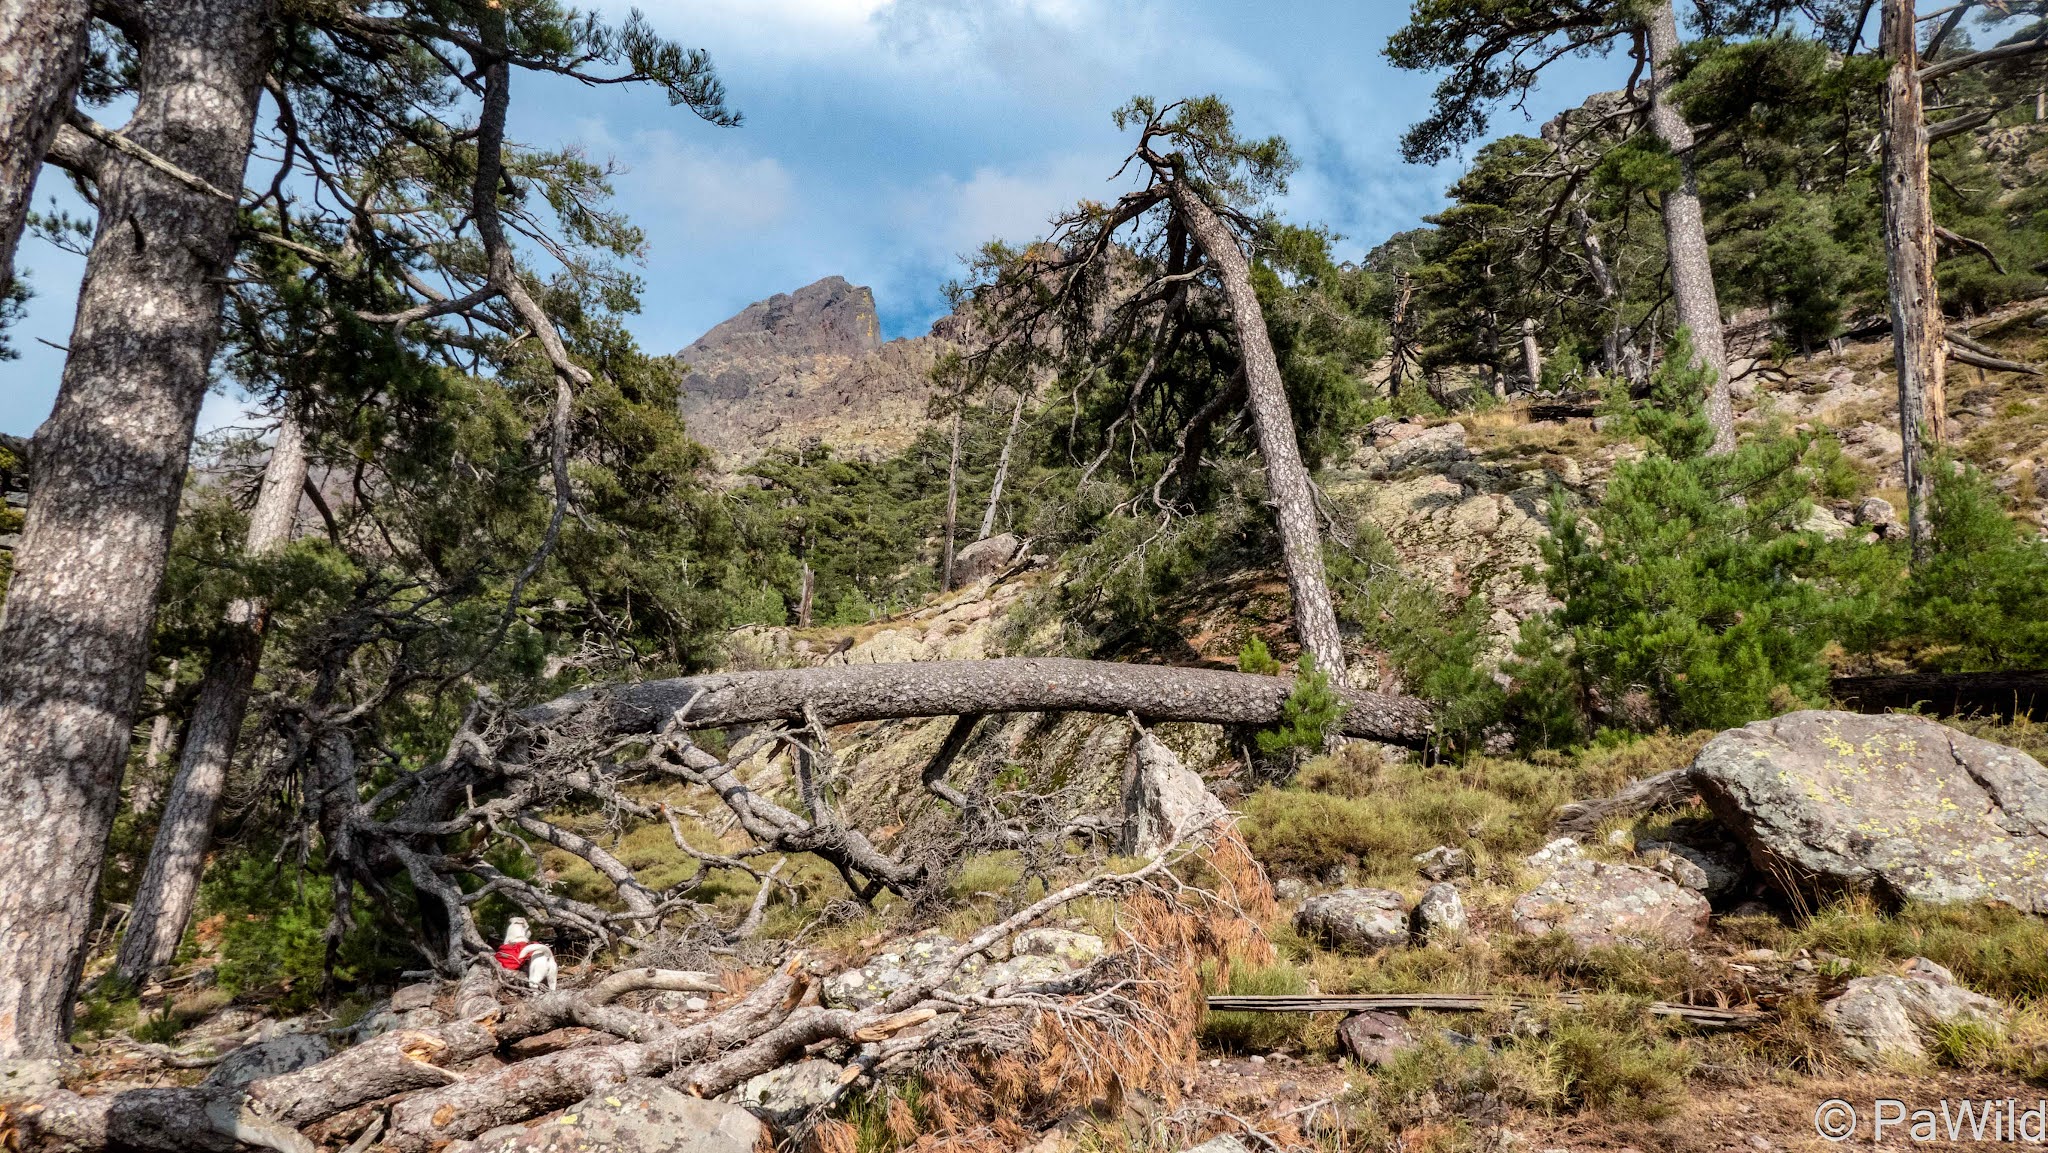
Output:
1273 876 1310 902
1011 928 1106 968
201 1033 333 1091
976 953 1072 991
1294 888 1410 952
1337 1010 1419 1067
1853 496 1899 528
458 1079 763 1153
726 1059 848 1126
1797 506 1847 540
1180 1139 1254 1153
821 935 982 1010
1121 727 1226 857
1636 838 1744 900
0 1059 64 1105
1411 882 1467 940
1511 860 1711 948
951 533 1021 585
347 1006 443 1044
1691 711 2048 913
1822 957 2007 1065
1640 846 1710 892
1380 423 1471 474
1523 836 1584 873
1413 845 1472 882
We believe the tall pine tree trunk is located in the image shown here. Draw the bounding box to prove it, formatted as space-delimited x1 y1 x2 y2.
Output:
1167 181 1347 683
129 660 181 816
940 410 961 590
116 415 306 985
978 391 1025 540
1880 0 1947 559
0 0 273 1058
0 0 90 289
1644 0 1735 453
1520 318 1543 390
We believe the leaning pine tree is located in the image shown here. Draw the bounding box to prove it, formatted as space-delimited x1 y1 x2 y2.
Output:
955 96 1348 681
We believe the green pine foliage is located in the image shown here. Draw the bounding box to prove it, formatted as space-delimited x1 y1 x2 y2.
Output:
1511 335 1889 739
1255 654 1345 758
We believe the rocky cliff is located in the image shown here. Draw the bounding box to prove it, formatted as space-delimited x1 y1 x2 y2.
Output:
677 276 951 466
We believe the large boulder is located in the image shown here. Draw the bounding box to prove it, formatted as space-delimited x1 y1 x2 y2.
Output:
1511 860 1710 948
1120 727 1226 857
454 1079 762 1153
1691 711 2048 912
1294 888 1410 952
1822 958 2007 1065
951 533 1021 585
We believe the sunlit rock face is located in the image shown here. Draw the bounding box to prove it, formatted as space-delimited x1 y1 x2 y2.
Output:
677 275 954 467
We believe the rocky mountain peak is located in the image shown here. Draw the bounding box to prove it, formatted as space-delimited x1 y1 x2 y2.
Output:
683 276 882 377
678 276 947 467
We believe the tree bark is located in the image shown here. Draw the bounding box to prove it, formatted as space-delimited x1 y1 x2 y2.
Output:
940 409 961 591
130 659 181 815
0 0 91 290
116 416 308 985
978 391 1026 540
1386 273 1415 397
1880 0 1948 560
1520 317 1543 390
1644 0 1735 453
0 0 274 1058
526 656 1433 746
796 562 814 627
1164 181 1348 682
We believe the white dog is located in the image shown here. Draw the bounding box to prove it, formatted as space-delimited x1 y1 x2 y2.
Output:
494 917 557 990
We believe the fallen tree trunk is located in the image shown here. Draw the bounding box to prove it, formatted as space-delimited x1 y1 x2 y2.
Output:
1205 993 1758 1028
1551 768 1696 837
525 657 1434 746
1832 669 2048 720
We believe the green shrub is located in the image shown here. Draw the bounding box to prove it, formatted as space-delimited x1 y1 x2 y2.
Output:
1516 334 1884 738
200 847 415 1011
1255 655 1344 758
1236 634 1284 676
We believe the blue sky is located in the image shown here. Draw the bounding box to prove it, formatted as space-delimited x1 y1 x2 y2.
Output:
2 0 1637 436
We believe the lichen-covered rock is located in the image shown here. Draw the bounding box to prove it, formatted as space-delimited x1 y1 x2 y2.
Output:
726 1059 848 1127
1179 1138 1253 1153
1364 422 1472 476
1337 1010 1419 1067
1822 957 2007 1065
1410 882 1467 941
456 1079 762 1153
1011 928 1106 967
1413 845 1472 882
976 953 1072 991
201 1033 333 1091
1691 711 2048 912
1294 888 1410 952
820 936 984 1010
1523 836 1584 873
1511 860 1710 947
1120 726 1226 857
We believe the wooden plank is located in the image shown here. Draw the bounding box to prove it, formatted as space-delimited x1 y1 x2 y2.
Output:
1204 993 1759 1027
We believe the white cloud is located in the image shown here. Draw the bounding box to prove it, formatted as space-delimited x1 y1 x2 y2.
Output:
575 119 795 239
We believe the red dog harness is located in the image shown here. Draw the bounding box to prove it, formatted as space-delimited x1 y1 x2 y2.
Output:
495 941 545 971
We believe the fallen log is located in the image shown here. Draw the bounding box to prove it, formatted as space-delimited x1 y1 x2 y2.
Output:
523 657 1435 746
1205 993 1758 1028
1551 768 1695 837
1832 669 2048 720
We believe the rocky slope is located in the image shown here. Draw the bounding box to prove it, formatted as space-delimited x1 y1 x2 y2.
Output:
676 276 955 465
